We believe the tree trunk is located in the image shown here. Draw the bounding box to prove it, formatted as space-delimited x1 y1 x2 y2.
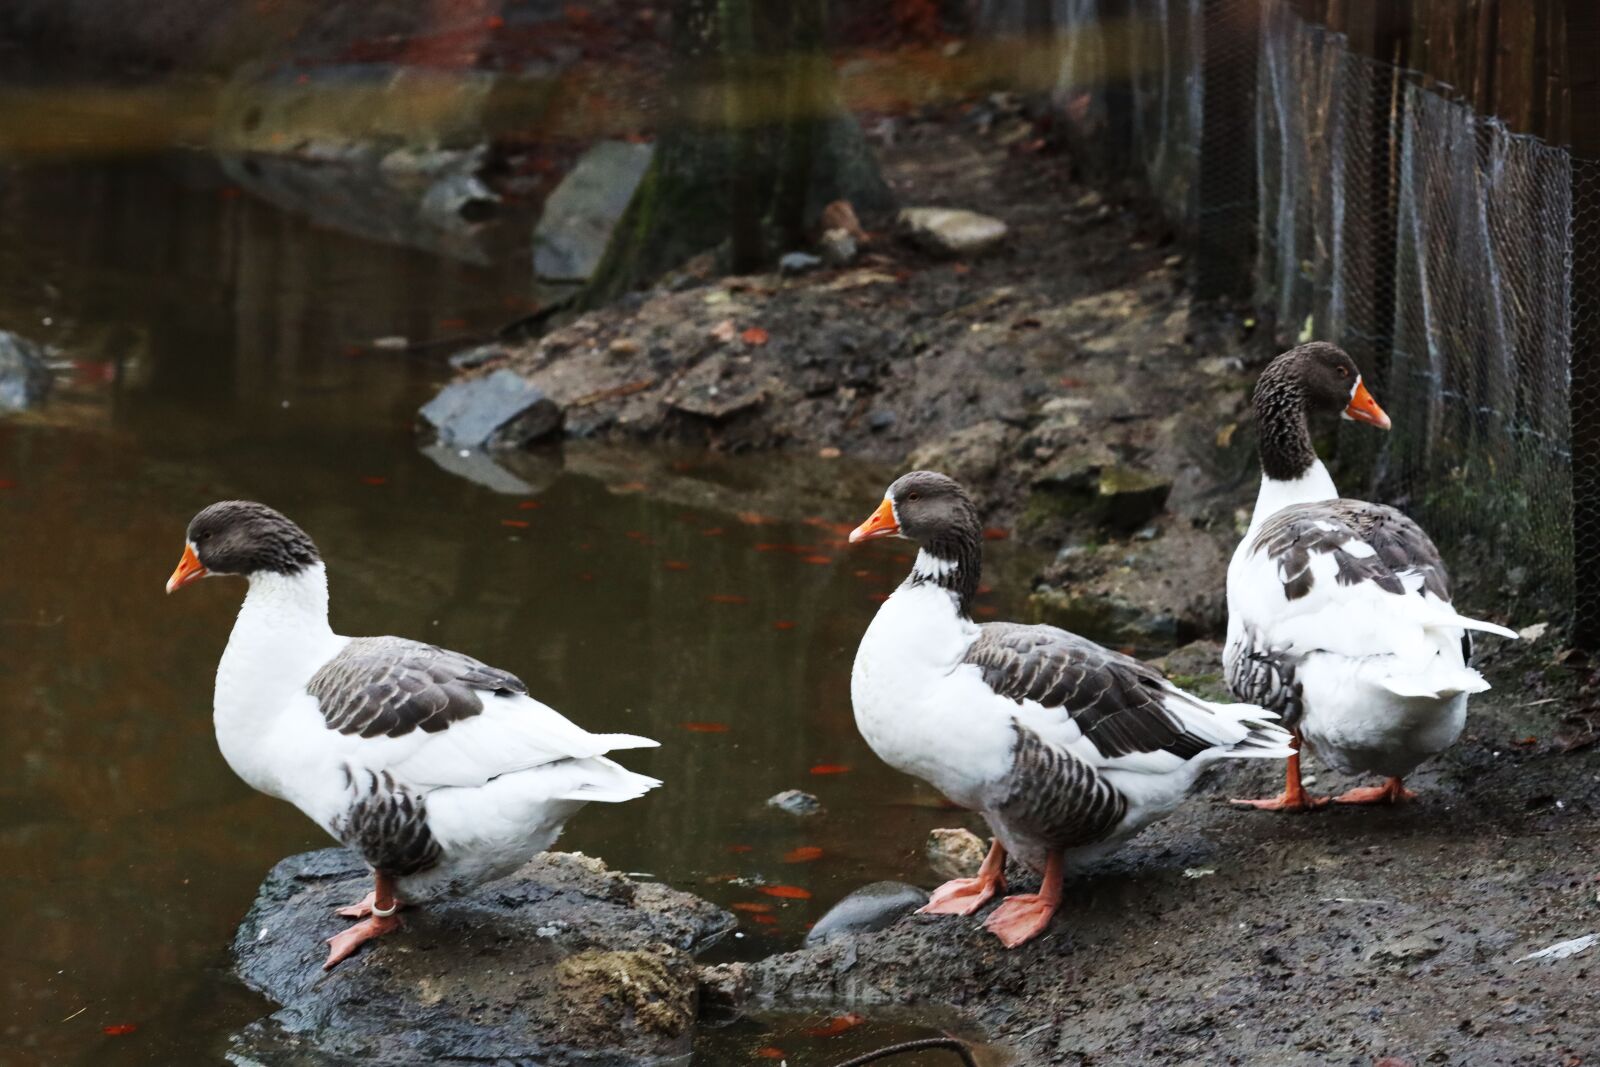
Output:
583 0 894 307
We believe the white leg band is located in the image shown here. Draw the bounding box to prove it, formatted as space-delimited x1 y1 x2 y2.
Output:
371 899 400 917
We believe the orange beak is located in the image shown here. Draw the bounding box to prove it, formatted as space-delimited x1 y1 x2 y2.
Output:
1344 377 1391 431
166 543 208 594
849 498 901 543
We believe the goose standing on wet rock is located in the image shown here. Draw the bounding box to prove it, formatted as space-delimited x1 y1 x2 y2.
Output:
166 501 660 968
848 472 1294 948
1225 343 1517 812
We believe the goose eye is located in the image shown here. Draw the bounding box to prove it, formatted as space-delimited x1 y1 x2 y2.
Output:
1337 366 1349 377
906 492 920 502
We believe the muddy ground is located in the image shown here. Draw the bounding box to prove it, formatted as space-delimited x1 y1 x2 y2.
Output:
697 635 1600 1067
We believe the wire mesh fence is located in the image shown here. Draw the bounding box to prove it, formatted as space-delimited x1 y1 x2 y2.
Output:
989 0 1595 626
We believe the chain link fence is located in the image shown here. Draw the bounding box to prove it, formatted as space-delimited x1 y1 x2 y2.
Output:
984 0 1595 627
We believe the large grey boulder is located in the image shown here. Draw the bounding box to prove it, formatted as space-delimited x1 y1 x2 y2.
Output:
419 368 563 449
534 141 655 282
229 848 735 1066
0 331 51 413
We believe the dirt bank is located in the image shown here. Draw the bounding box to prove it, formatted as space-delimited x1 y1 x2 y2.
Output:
430 102 1267 649
704 637 1600 1066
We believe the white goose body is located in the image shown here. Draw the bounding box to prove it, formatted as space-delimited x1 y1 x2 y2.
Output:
212 562 659 900
1223 346 1515 803
848 483 1292 898
168 501 661 951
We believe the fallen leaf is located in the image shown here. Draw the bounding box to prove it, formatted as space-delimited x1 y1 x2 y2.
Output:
102 1024 138 1036
501 519 530 529
709 319 738 343
1216 422 1238 448
772 620 797 631
806 1013 866 1037
756 1047 787 1060
731 902 773 914
664 560 692 571
1513 736 1539 747
809 764 850 776
783 846 824 863
741 326 770 345
681 722 730 733
982 527 1009 541
817 446 842 459
360 475 387 486
736 511 774 526
707 594 750 605
758 885 812 900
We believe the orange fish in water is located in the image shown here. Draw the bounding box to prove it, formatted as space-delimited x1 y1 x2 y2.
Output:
809 764 850 776
783 846 823 863
758 885 812 900
805 1013 866 1038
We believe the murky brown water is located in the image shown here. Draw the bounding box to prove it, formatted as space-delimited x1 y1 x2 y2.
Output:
0 155 1031 1065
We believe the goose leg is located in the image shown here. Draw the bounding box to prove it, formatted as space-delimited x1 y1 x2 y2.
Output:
325 871 404 969
983 850 1064 948
1231 731 1328 813
1331 776 1416 805
919 839 1007 916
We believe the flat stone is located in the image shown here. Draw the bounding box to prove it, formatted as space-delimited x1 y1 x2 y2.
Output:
926 828 987 881
779 251 823 276
766 790 823 816
805 882 930 946
908 420 1015 488
1366 934 1445 969
419 368 563 449
534 141 655 282
0 331 51 413
899 207 1008 257
230 848 733 1065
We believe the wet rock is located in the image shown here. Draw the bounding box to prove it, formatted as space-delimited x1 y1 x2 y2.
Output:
908 420 1015 488
230 848 733 1065
900 207 1008 257
667 354 766 420
1026 587 1183 648
419 368 563 449
0 331 51 413
447 343 509 371
1366 934 1445 969
216 66 501 263
820 227 858 266
534 141 655 282
805 882 930 946
767 789 823 816
927 828 987 881
780 251 823 276
1023 445 1172 538
1150 640 1228 701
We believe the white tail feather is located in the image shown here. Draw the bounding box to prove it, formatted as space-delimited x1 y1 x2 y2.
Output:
1376 664 1491 699
591 732 661 752
552 756 662 803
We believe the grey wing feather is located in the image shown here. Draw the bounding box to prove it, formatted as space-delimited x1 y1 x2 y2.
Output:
309 636 528 739
1251 500 1453 604
964 623 1212 761
997 723 1127 848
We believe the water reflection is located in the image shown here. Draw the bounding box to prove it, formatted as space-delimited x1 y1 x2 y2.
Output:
0 155 1033 1064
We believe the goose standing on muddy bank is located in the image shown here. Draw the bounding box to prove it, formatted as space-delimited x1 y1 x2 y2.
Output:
1225 343 1516 812
166 501 660 968
847 471 1293 947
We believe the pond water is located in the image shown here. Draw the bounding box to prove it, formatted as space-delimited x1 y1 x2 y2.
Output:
0 154 1033 1065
